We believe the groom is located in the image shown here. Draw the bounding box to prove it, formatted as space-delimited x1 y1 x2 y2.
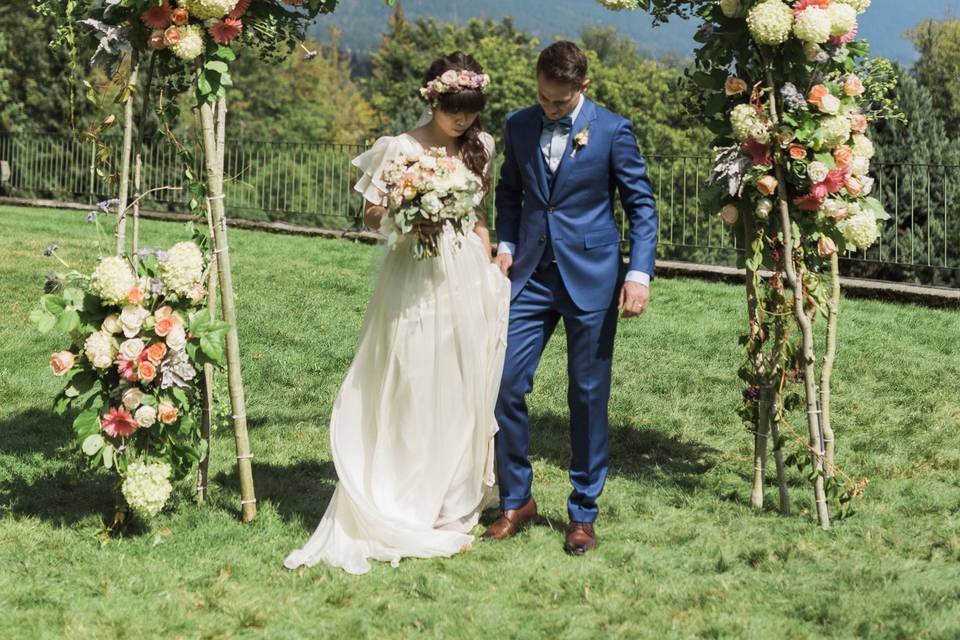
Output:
485 41 658 555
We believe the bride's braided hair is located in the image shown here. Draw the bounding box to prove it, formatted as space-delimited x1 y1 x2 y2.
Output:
422 52 491 190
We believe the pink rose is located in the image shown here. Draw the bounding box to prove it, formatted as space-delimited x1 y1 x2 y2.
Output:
818 236 838 257
810 182 829 200
724 77 748 96
844 176 864 197
50 351 75 376
843 75 864 97
850 114 868 133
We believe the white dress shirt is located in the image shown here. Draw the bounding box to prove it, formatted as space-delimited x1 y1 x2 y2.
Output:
497 96 650 287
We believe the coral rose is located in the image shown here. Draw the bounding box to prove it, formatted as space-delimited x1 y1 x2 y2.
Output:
788 144 808 160
850 113 868 133
725 77 748 96
138 361 158 383
171 7 190 25
843 75 864 97
844 176 864 196
145 342 168 365
807 84 829 107
833 145 853 166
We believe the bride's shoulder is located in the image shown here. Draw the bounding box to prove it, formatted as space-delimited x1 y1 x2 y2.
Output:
479 131 495 156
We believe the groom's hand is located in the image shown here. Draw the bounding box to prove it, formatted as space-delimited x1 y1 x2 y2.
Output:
495 252 513 276
619 281 649 318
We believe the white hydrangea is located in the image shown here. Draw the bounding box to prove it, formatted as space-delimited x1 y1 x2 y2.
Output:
596 0 641 9
835 0 870 15
159 241 205 297
841 209 880 250
171 24 205 61
719 0 741 17
793 8 832 43
84 331 116 369
730 104 760 141
814 115 852 151
850 156 870 177
746 1 794 46
90 256 136 306
827 3 858 36
122 461 173 519
851 133 875 159
181 0 239 20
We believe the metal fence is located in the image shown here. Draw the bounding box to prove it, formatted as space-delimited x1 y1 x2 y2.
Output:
2 132 958 286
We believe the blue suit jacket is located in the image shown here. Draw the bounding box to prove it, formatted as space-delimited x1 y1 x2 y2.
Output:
495 98 658 312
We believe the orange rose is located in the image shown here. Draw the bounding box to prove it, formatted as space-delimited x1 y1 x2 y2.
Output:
138 361 157 383
833 145 853 166
158 401 178 425
850 114 868 133
127 287 144 305
154 316 175 337
145 342 168 365
171 7 189 25
844 176 864 197
50 351 75 376
807 84 829 107
756 175 779 196
154 305 173 321
788 144 808 160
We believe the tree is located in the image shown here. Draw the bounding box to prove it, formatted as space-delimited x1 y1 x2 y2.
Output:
908 19 960 136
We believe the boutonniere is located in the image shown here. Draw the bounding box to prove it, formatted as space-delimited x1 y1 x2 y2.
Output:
571 127 590 157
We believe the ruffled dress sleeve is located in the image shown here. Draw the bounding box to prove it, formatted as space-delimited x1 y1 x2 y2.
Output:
480 131 496 180
352 136 409 206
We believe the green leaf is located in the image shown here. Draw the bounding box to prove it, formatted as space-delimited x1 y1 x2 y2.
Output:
73 409 100 439
62 287 85 308
200 335 224 362
102 445 114 470
41 294 66 316
82 433 105 456
56 309 80 333
205 60 229 74
215 45 236 61
30 308 57 333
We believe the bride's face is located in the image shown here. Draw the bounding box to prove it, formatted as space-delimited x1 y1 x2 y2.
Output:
433 108 480 139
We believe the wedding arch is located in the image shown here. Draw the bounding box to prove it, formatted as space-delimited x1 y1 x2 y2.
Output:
33 0 888 529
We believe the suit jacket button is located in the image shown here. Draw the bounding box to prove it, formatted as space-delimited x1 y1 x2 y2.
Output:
546 207 555 213
539 235 546 244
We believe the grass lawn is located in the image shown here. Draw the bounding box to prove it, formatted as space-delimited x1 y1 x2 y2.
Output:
1 204 959 639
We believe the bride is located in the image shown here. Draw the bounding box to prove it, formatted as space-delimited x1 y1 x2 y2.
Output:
284 52 510 575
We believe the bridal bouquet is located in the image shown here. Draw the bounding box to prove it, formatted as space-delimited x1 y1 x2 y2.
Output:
380 148 484 259
32 241 229 520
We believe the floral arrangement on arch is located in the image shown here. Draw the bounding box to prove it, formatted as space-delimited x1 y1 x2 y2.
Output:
32 240 229 520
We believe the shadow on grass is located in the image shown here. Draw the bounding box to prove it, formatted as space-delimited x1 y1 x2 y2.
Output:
0 408 118 525
213 460 337 526
528 411 718 493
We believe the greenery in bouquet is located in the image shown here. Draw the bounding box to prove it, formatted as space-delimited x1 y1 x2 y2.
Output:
32 234 229 521
381 148 484 260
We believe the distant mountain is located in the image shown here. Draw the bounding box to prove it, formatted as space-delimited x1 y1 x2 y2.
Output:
311 0 960 65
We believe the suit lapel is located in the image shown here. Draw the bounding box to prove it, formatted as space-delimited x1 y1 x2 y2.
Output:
522 109 550 203
550 98 597 201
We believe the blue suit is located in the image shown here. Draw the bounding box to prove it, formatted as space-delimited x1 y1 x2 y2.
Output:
494 97 657 523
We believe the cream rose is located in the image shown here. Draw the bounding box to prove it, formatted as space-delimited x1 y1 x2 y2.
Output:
166 325 187 351
102 313 122 334
119 338 146 361
134 405 158 428
120 305 150 339
122 387 146 411
807 161 830 184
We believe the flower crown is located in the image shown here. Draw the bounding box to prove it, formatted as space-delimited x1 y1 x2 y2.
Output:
419 69 491 103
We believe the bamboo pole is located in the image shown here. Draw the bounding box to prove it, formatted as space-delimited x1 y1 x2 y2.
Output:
743 207 769 510
199 95 257 522
131 53 157 263
115 50 139 256
197 197 220 503
819 252 840 476
765 68 830 529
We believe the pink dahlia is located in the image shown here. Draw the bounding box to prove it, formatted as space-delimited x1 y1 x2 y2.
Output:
792 0 830 18
228 0 252 19
117 354 139 382
141 1 173 30
209 18 243 44
101 407 139 438
830 24 858 45
823 166 850 193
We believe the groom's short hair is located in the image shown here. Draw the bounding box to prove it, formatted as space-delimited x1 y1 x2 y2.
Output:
537 41 588 86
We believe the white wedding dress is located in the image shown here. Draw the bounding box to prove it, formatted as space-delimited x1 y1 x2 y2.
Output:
284 133 510 575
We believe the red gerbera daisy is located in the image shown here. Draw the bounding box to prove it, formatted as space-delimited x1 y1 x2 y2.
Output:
228 0 252 19
101 407 138 438
141 1 173 30
209 18 243 44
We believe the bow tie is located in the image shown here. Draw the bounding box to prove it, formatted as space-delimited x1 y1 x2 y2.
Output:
541 115 573 134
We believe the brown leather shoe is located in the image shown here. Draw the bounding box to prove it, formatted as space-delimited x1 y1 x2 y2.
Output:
481 497 537 541
565 521 597 555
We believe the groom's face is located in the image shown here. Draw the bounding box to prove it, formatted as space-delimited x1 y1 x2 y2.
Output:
537 74 590 120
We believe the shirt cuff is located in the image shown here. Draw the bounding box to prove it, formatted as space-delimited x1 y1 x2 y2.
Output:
497 241 516 255
625 270 650 287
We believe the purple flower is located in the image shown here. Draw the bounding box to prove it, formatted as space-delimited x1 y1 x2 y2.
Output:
97 198 119 212
742 385 760 401
784 93 807 110
780 82 798 97
155 250 169 262
149 278 164 295
137 247 157 258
